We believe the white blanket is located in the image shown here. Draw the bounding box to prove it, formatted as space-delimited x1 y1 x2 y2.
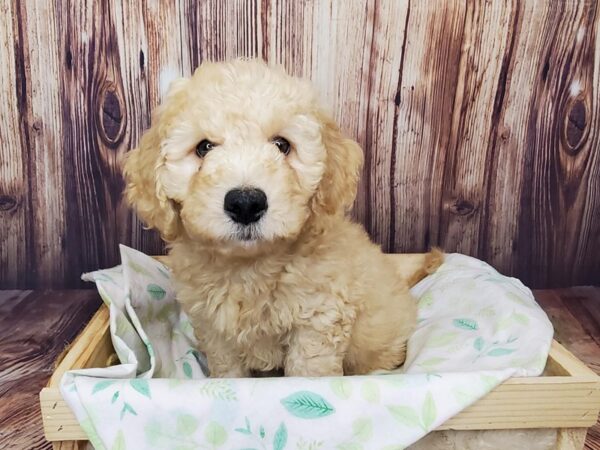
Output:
61 246 553 450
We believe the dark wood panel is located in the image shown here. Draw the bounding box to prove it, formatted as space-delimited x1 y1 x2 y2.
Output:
391 1 468 252
510 1 600 287
438 1 515 259
6 1 70 289
0 1 27 288
0 290 101 450
59 0 123 286
0 0 599 288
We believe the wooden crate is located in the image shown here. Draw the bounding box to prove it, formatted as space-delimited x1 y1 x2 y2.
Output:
39 255 600 449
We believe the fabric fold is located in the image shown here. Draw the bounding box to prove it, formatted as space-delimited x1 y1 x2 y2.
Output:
61 247 553 450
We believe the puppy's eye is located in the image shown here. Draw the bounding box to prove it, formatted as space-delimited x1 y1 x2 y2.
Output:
272 136 291 155
195 139 216 157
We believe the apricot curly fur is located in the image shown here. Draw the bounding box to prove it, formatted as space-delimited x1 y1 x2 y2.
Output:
124 59 441 377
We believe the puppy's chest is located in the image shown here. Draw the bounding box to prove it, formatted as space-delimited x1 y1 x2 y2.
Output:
199 269 295 343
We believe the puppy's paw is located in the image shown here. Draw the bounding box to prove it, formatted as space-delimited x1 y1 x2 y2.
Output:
209 366 250 378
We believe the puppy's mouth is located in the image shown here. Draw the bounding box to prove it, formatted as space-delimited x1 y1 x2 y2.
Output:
232 223 263 242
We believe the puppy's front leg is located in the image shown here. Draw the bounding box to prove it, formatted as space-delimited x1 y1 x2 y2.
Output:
284 325 350 377
196 332 249 378
205 350 249 378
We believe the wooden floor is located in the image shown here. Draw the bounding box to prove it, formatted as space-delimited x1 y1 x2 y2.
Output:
536 287 600 450
0 290 101 450
0 287 598 449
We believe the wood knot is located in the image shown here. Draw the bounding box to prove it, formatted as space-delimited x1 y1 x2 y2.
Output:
564 99 588 154
31 119 43 134
499 126 511 141
0 195 18 212
99 85 125 146
448 199 476 216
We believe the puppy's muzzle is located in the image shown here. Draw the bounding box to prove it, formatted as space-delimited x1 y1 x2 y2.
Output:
224 188 268 225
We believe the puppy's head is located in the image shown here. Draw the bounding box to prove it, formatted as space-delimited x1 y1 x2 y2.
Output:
124 60 363 252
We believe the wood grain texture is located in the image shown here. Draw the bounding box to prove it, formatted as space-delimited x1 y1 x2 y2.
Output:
0 1 27 288
0 290 100 450
9 1 69 288
1 0 599 288
483 1 600 287
536 286 600 450
392 0 467 252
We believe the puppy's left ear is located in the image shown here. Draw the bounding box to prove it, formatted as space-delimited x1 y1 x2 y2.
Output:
313 116 364 215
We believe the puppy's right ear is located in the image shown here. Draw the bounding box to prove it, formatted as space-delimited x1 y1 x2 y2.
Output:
312 115 364 215
123 77 189 241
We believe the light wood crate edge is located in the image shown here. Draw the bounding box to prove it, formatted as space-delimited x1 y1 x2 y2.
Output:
39 254 600 444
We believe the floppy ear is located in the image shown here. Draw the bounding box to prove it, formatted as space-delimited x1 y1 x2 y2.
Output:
123 128 180 241
122 78 190 241
313 115 364 215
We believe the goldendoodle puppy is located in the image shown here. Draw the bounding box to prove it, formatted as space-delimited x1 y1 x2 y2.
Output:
124 59 437 377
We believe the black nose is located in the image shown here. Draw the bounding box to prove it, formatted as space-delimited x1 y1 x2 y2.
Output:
224 188 268 225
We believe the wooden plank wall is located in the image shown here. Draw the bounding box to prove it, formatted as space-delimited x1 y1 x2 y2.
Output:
0 0 599 289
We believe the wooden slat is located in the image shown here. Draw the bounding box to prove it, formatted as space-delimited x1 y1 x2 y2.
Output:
194 0 263 63
0 0 27 289
59 0 115 283
306 0 400 232
477 0 554 279
557 428 589 450
38 354 600 440
11 0 67 288
548 340 599 379
47 305 111 387
441 419 595 431
40 305 112 442
112 0 167 256
357 0 410 247
265 0 315 77
437 1 515 258
391 1 466 253
56 0 162 283
51 441 89 450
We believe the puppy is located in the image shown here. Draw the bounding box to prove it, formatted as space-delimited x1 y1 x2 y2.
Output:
124 59 436 377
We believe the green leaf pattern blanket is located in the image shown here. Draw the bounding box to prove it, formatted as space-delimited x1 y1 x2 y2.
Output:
60 245 553 449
